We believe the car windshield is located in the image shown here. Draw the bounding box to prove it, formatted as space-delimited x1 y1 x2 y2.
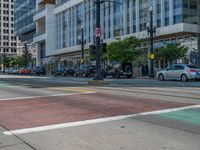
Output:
88 66 95 69
186 65 198 69
59 67 65 70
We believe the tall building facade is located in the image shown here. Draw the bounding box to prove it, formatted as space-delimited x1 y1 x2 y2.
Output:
34 0 200 71
0 0 17 61
14 0 36 67
14 0 36 42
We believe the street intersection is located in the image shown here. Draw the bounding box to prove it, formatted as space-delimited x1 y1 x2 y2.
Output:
0 75 200 150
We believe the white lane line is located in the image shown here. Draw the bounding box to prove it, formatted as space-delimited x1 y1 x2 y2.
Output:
4 104 200 136
0 92 96 101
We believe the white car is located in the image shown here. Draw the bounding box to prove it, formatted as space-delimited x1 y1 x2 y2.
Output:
157 64 200 82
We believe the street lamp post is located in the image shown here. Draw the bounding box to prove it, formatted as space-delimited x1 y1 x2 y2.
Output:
94 0 103 80
24 43 28 68
80 25 84 64
147 7 156 78
2 50 6 73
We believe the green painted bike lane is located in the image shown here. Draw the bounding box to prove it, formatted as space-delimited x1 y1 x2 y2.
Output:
135 107 200 134
159 108 200 126
0 82 14 87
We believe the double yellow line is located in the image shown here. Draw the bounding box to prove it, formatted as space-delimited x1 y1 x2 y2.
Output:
48 87 95 93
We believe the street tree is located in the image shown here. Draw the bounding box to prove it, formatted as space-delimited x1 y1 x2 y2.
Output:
9 57 18 67
106 36 143 63
3 56 10 68
155 43 188 65
16 55 26 68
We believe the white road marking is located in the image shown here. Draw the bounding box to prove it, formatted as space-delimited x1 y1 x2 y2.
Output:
0 92 96 101
3 105 200 136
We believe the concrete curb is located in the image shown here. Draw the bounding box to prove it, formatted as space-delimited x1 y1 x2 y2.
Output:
88 80 109 86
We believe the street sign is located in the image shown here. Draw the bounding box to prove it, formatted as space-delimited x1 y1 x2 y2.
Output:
95 28 103 37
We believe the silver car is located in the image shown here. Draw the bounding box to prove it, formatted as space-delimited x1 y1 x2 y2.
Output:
157 64 200 82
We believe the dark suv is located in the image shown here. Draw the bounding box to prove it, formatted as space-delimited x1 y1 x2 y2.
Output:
53 67 75 77
53 67 65 76
104 62 133 78
63 68 75 77
33 66 46 76
74 65 95 78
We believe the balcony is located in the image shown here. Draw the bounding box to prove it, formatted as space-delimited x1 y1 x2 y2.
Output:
33 32 46 43
34 8 46 21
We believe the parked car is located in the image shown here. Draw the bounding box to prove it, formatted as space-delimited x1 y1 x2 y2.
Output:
7 68 14 74
33 66 46 76
12 69 19 75
157 64 200 82
7 69 19 75
53 67 66 77
74 65 95 78
63 69 75 77
19 69 32 75
104 62 134 78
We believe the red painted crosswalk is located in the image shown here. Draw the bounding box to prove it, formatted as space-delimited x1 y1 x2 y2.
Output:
0 92 191 130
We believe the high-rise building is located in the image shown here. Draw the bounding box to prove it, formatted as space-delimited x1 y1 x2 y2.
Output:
34 0 200 72
0 0 17 61
14 0 36 42
14 0 36 67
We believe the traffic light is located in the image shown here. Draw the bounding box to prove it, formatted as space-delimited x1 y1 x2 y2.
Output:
89 44 96 55
100 43 107 53
89 43 107 55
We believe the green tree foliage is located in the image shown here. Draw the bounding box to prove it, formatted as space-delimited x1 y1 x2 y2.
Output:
3 56 10 68
0 54 31 68
0 56 16 68
106 36 143 62
155 43 188 63
16 55 26 67
9 57 18 67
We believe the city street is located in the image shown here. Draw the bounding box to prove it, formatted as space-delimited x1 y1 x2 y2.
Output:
0 74 200 150
1 0 200 149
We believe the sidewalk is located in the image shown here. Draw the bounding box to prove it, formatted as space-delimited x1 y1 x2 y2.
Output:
0 126 33 150
136 76 157 80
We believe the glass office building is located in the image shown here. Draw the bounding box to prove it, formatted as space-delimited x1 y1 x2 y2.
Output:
34 0 200 70
14 0 36 68
14 0 36 42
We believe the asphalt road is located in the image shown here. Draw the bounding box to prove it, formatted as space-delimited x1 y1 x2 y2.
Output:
0 74 200 150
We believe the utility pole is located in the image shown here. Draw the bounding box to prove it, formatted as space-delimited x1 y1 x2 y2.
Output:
24 43 28 68
94 0 103 80
147 7 156 78
81 25 84 64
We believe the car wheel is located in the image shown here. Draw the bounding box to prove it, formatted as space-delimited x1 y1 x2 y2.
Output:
124 65 132 73
158 74 165 81
114 73 120 79
181 74 188 82
127 75 132 79
83 73 87 78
